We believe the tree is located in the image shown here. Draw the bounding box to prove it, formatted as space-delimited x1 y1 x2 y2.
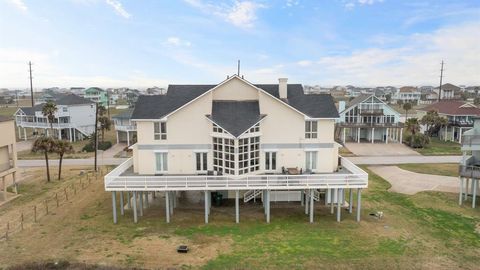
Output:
31 137 56 182
405 118 421 146
53 140 74 180
420 110 448 137
42 101 58 138
385 94 391 103
96 105 112 142
403 102 412 120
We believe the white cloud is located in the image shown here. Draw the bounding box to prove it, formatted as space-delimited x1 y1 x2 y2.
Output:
310 21 480 86
285 0 299 8
105 0 131 19
344 0 383 9
296 60 312 67
7 0 27 11
184 0 265 29
164 37 192 47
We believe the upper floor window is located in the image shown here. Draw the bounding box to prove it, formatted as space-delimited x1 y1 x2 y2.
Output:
62 107 68 112
154 122 167 140
305 121 317 139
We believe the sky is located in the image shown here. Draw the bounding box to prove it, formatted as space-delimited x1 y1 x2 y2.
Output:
0 0 479 89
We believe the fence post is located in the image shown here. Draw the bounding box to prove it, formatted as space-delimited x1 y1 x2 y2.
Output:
21 213 24 230
34 205 37 222
44 199 49 214
55 193 59 207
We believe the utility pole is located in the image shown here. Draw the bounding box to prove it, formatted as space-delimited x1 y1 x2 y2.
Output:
438 60 444 102
237 60 240 76
28 61 34 107
94 102 99 172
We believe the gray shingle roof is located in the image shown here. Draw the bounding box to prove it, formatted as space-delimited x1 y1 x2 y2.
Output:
131 80 339 120
18 104 43 116
207 101 265 137
345 94 372 110
56 94 93 105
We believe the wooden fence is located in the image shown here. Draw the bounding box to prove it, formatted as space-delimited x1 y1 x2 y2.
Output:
0 167 107 241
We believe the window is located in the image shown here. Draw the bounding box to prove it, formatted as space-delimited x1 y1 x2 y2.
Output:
196 152 208 172
238 136 260 174
155 152 168 172
265 152 277 171
213 137 235 175
62 107 68 112
154 122 167 140
305 121 318 139
305 151 317 171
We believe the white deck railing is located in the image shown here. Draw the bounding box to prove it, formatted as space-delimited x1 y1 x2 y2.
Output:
104 157 368 192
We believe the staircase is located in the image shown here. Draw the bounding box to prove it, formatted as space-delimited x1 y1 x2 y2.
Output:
244 189 262 203
305 189 321 201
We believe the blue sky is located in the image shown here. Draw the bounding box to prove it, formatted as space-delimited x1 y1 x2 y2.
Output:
1 0 479 88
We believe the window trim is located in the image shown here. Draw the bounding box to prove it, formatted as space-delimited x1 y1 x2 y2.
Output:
195 151 208 173
305 151 318 171
154 151 168 173
154 121 167 140
264 151 277 172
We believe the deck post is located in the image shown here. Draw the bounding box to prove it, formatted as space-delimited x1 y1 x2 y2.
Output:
348 189 353 213
305 190 309 215
459 177 464 205
127 131 130 146
112 192 117 224
132 192 138 223
170 192 174 215
357 128 360 143
138 192 143 216
325 188 329 206
301 190 304 206
472 179 477 208
343 128 346 143
173 191 177 208
23 128 27 141
465 178 470 201
145 192 149 208
127 191 131 209
119 191 124 216
386 128 389 144
309 189 314 223
165 191 170 223
330 189 335 214
336 189 341 222
266 190 270 223
356 188 362 222
400 128 403 144
235 190 239 223
371 128 374 143
204 191 209 224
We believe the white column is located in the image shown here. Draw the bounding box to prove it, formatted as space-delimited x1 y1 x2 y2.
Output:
116 131 119 144
465 178 470 201
112 192 117 224
400 128 403 144
330 189 335 214
444 126 448 141
58 129 61 139
472 179 477 208
371 128 375 143
23 128 27 141
235 190 239 223
385 128 389 144
305 190 309 215
127 131 130 146
459 128 463 144
356 188 362 222
343 128 346 143
17 126 21 139
459 177 464 205
69 128 73 142
357 128 360 143
165 191 170 223
348 189 353 213
309 189 314 223
119 192 124 216
132 191 138 223
336 189 342 222
204 191 208 224
266 190 270 223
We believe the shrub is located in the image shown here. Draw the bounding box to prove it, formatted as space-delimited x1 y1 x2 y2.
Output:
404 133 430 148
82 141 112 152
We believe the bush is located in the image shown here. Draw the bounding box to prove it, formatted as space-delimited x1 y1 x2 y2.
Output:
82 141 112 152
404 133 430 148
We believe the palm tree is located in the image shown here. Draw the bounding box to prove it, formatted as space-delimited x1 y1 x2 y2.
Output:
53 140 74 180
42 101 58 138
31 137 56 182
98 115 112 142
403 102 412 120
405 118 421 146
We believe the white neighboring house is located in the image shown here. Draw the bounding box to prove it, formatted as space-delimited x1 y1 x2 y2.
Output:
104 75 368 225
337 94 403 144
112 109 136 145
394 86 421 104
14 94 96 141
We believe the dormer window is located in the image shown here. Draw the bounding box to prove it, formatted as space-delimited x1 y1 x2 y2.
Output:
305 120 317 139
154 122 167 140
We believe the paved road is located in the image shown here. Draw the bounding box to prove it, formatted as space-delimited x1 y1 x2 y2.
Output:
18 158 128 167
17 155 462 168
349 155 462 165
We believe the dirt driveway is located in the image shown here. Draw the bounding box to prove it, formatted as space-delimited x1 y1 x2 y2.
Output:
346 143 420 156
368 165 458 195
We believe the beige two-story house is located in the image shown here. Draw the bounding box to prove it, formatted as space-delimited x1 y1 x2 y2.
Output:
105 75 368 225
0 116 18 201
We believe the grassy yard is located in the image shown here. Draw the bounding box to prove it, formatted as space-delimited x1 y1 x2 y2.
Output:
0 167 479 269
397 163 459 177
413 138 462 156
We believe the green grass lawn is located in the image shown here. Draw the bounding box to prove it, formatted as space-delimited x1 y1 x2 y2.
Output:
413 138 462 156
397 163 459 177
